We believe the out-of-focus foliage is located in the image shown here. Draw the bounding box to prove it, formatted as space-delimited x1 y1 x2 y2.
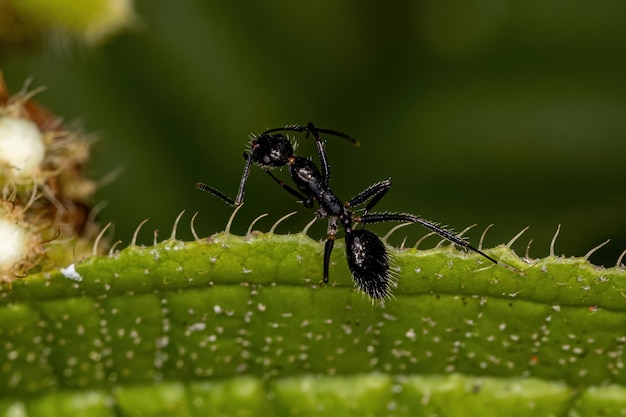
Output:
3 0 625 265
0 0 135 52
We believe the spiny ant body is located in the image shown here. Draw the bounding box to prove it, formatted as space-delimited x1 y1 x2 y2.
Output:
197 122 509 300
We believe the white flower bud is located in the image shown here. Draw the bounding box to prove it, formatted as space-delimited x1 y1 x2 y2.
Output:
0 218 27 268
0 116 45 178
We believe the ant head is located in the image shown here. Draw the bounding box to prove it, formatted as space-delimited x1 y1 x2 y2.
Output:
248 133 294 167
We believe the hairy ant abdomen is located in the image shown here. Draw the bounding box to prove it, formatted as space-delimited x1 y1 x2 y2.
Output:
345 228 391 300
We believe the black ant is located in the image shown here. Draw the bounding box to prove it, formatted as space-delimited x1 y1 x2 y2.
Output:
197 122 514 300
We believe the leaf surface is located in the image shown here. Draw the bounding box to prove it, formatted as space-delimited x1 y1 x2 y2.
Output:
1 233 625 416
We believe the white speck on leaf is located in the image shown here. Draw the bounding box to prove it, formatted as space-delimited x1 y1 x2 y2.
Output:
61 264 83 282
187 322 206 333
405 328 416 341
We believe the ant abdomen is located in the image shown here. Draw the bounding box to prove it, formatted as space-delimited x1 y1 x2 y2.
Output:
345 228 390 300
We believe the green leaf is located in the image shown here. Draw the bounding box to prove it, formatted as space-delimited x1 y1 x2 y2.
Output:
1 232 625 416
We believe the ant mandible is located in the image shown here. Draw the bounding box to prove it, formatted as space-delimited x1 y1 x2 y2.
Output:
196 122 511 300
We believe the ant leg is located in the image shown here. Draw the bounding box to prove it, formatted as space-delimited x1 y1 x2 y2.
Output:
346 178 392 213
196 182 237 206
196 146 257 207
232 148 258 206
263 170 315 208
305 122 332 185
323 216 339 283
323 237 334 283
357 212 502 266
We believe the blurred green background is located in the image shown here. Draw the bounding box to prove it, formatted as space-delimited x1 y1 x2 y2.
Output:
3 0 626 266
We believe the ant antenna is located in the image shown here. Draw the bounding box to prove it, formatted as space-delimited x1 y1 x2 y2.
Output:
262 123 361 147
